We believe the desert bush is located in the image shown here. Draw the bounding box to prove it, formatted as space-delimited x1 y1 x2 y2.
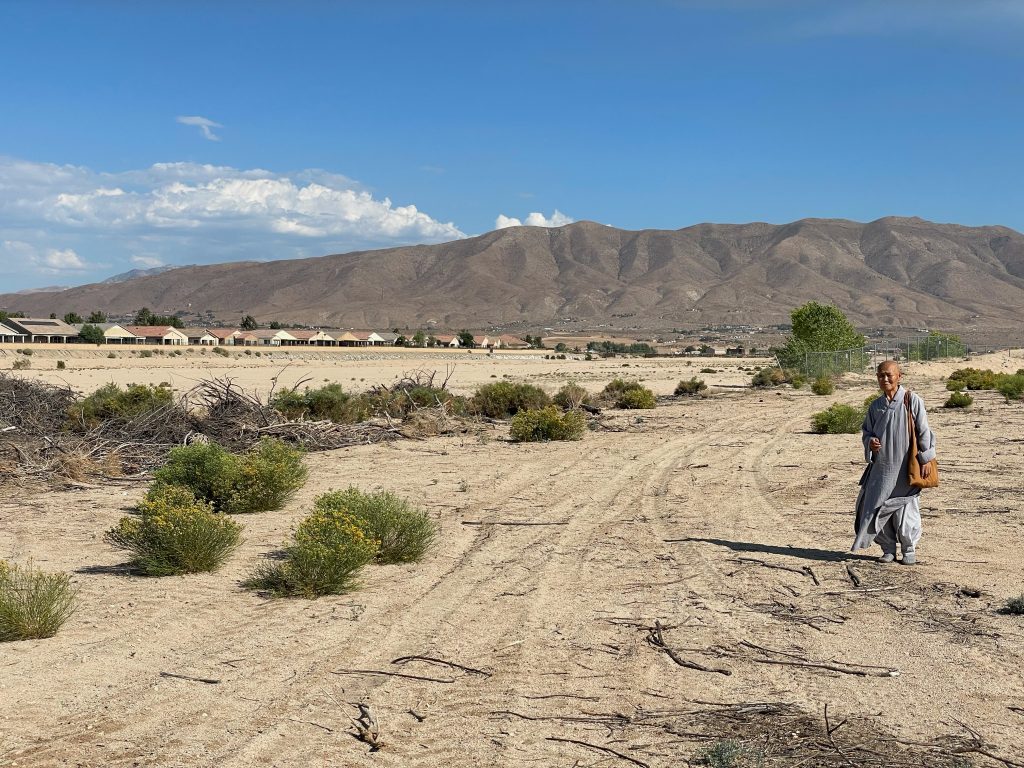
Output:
997 373 1024 402
213 346 230 356
139 350 153 358
245 506 379 598
313 488 436 564
12 359 30 370
272 383 370 423
697 739 764 768
1000 594 1024 615
674 377 707 396
471 381 550 418
17 348 32 356
106 486 243 576
947 367 998 390
700 367 717 373
601 379 656 409
56 360 66 370
811 375 835 395
553 381 591 410
510 406 587 442
107 352 116 359
751 367 785 387
944 391 973 408
790 374 806 389
152 438 307 514
810 403 864 434
367 385 467 418
0 559 78 642
74 382 173 428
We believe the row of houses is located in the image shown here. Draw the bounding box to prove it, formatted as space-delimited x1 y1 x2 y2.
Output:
0 318 531 349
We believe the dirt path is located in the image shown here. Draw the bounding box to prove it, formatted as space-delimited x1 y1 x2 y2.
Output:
2 377 1023 766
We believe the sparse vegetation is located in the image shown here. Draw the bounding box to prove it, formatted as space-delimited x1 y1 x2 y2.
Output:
56 360 66 370
811 403 864 434
12 359 30 370
1000 594 1024 615
700 367 717 373
471 381 550 418
601 378 656 409
72 382 173 429
944 391 973 408
312 488 436 564
696 739 764 768
105 486 243 576
510 406 587 442
586 340 657 356
152 438 307 514
751 367 785 387
553 381 591 409
244 505 379 598
946 367 1024 402
213 346 230 357
811 375 835 395
674 377 707 396
0 559 78 642
272 383 369 423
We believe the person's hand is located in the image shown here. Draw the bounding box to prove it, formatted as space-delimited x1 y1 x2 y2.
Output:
921 462 931 478
869 437 881 454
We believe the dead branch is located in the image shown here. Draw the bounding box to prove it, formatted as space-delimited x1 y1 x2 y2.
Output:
330 668 456 683
391 655 491 678
545 736 651 768
647 620 731 676
159 671 220 684
350 703 383 751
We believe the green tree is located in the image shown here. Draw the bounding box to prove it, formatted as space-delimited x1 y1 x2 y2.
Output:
49 312 57 319
457 330 475 348
78 324 106 344
0 311 25 322
412 330 425 347
87 311 107 323
63 312 83 324
240 315 258 331
268 320 283 330
777 301 865 369
395 335 407 346
135 307 155 325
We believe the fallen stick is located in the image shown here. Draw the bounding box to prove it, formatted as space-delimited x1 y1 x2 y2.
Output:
803 566 820 586
461 520 568 526
739 641 898 678
545 736 652 768
330 668 456 683
823 586 900 595
845 565 862 588
159 671 220 685
648 620 731 676
733 557 808 577
392 654 491 678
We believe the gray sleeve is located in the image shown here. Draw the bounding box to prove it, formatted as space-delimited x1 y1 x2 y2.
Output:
861 402 875 463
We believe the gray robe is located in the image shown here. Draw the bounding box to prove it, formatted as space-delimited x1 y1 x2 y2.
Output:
852 385 936 553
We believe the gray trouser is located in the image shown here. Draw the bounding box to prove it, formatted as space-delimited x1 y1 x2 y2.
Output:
874 499 921 555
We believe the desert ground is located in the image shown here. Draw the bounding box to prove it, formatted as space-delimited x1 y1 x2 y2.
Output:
1 346 1023 766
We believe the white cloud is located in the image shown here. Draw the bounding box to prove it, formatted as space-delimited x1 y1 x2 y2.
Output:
176 115 223 141
495 209 574 230
0 155 467 291
130 255 165 268
39 248 86 270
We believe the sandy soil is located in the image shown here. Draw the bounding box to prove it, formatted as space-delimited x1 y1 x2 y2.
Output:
1 351 1023 766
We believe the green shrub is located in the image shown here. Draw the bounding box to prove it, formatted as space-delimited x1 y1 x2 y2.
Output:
1000 595 1024 615
790 374 806 389
12 358 30 370
56 360 66 370
213 346 230 357
674 377 707 396
751 367 785 387
944 391 973 408
553 382 591 409
0 560 78 642
272 383 370 423
471 381 550 418
139 350 153 358
244 506 379 598
996 373 1024 402
811 403 864 434
600 379 656 409
17 348 32 356
696 739 763 768
811 375 835 395
107 352 116 359
106 486 243 576
313 488 436 564
74 382 173 428
510 406 587 442
700 367 717 373
947 367 999 390
152 438 307 514
367 385 467 418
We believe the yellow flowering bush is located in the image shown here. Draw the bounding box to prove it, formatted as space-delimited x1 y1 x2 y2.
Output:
105 485 243 576
314 488 437 564
1 559 78 642
245 506 379 598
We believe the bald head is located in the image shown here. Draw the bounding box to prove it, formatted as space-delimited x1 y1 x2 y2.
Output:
876 360 902 397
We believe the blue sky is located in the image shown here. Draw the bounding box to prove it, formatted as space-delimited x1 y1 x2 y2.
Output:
2 0 1022 291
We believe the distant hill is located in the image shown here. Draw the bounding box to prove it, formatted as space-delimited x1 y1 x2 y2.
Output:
3 217 1023 334
101 265 181 284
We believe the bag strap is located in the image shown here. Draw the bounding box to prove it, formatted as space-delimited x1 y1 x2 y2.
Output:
903 389 919 454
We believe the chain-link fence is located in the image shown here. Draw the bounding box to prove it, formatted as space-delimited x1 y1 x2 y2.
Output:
792 334 970 378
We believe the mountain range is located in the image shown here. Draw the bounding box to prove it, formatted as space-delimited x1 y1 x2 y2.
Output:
3 217 1023 334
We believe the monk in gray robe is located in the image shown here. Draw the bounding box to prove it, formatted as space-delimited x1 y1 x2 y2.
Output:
852 361 936 564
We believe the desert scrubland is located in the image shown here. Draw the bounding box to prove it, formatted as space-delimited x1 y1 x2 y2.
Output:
2 347 1023 766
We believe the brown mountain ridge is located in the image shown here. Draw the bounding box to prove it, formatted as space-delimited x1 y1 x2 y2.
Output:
3 217 1024 333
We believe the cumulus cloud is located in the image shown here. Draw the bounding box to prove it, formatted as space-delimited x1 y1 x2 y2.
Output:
0 155 467 291
495 209 574 229
176 115 223 141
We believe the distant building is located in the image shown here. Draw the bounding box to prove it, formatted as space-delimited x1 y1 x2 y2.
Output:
0 322 29 344
123 326 189 345
5 318 79 343
71 323 139 344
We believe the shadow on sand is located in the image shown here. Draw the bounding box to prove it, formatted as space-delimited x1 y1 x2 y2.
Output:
669 537 877 564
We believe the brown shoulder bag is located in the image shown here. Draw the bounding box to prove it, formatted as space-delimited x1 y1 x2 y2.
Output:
904 390 939 489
